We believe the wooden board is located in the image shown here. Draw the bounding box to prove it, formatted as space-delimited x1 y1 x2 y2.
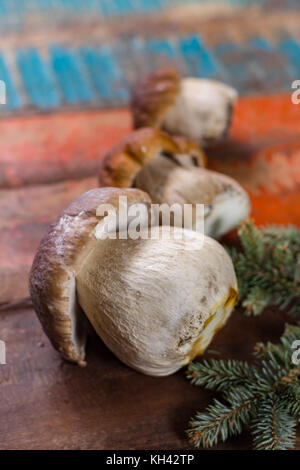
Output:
0 0 299 452
0 305 298 450
0 0 300 114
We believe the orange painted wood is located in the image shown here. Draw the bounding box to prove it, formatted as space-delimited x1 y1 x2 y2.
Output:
208 93 300 227
0 95 299 228
0 109 131 188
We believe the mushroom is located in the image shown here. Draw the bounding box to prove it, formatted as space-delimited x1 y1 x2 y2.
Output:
131 67 238 145
98 128 250 239
29 187 238 376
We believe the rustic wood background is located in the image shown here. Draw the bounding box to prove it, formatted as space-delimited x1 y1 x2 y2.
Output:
0 0 299 450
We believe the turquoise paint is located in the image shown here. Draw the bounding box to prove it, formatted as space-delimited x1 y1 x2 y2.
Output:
81 46 127 102
147 39 177 59
0 54 21 109
146 38 180 71
214 42 239 56
0 0 270 17
114 0 134 14
279 38 300 76
50 46 94 104
0 0 8 15
17 48 59 109
0 31 299 112
214 42 251 93
127 38 151 77
179 35 219 78
247 37 294 91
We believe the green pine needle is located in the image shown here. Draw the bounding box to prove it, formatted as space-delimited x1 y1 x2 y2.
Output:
187 324 300 450
251 395 297 450
228 220 300 316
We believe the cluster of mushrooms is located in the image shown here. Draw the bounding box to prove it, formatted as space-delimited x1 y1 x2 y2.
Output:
30 68 250 376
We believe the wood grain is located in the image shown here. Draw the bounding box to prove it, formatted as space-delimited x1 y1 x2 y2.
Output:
0 305 298 450
0 177 98 310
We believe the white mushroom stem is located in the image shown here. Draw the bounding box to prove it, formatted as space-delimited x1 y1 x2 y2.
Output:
76 226 237 376
162 78 238 145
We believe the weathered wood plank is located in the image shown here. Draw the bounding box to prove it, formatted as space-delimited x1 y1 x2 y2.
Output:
0 109 130 188
0 177 98 309
0 305 297 450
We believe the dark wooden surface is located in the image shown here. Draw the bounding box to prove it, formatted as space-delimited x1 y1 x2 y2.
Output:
0 304 298 450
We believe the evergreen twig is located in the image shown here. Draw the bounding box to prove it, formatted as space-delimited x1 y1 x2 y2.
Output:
228 220 300 316
187 324 300 450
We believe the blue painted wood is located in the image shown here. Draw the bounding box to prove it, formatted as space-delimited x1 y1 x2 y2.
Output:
147 38 177 59
246 36 294 92
0 54 21 109
214 42 251 93
0 0 8 15
179 35 220 78
135 0 162 12
50 45 94 104
106 42 130 101
126 38 152 80
146 38 181 71
278 37 300 76
113 0 134 14
17 48 59 109
80 45 127 103
0 0 273 20
0 31 298 112
249 37 274 50
215 38 294 94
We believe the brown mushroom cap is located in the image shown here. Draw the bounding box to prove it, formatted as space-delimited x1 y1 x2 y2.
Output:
29 187 151 366
131 68 238 145
131 67 180 129
98 127 206 188
98 129 250 240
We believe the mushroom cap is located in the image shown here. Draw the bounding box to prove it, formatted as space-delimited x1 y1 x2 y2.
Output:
131 67 180 129
134 165 250 239
98 129 250 240
131 68 238 145
76 226 238 376
98 127 206 188
29 187 151 366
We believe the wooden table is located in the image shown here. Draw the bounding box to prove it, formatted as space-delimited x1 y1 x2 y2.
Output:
0 0 299 450
0 96 300 449
1 304 298 450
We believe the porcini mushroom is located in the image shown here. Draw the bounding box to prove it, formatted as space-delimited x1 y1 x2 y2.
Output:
131 67 238 145
29 187 238 376
98 128 250 239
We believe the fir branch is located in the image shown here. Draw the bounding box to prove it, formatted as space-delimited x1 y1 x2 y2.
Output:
187 359 259 391
187 389 257 448
187 324 300 450
251 395 297 450
228 220 300 316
